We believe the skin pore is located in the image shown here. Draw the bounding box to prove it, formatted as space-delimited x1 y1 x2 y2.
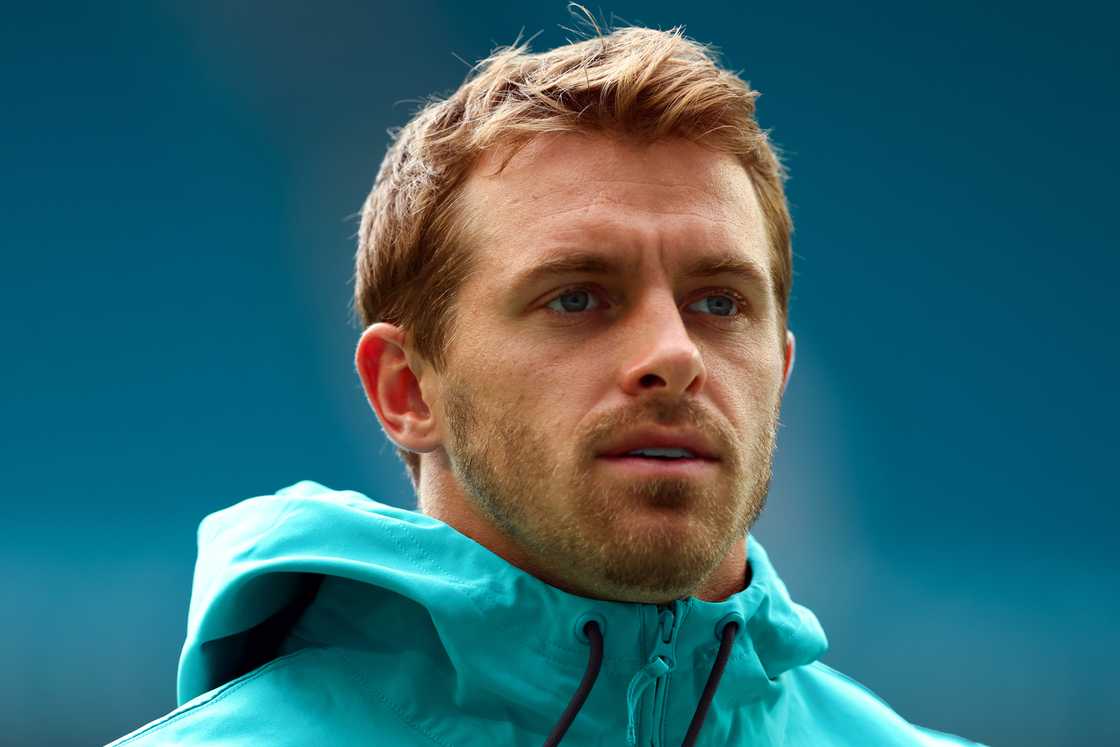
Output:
356 131 794 604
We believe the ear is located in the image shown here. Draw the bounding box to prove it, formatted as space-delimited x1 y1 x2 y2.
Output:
354 323 442 453
781 329 796 396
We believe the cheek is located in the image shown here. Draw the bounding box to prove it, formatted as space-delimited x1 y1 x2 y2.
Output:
459 344 580 425
518 361 595 424
498 353 601 446
706 340 784 411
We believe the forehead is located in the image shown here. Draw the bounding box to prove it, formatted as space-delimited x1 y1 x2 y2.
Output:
457 132 769 282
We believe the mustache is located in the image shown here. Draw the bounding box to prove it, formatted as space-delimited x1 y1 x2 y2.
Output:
583 397 735 460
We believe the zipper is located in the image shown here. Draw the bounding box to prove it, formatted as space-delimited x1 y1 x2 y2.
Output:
625 599 689 746
649 599 686 746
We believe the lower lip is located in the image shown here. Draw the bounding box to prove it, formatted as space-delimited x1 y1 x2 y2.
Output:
596 456 720 477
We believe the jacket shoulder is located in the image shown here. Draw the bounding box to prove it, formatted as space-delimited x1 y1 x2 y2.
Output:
791 661 988 746
106 646 453 747
106 649 321 747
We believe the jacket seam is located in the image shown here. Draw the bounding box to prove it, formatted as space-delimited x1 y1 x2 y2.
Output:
807 660 899 712
115 647 456 747
111 649 317 745
363 681 455 747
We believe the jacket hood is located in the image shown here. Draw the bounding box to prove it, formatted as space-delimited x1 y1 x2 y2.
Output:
177 480 829 740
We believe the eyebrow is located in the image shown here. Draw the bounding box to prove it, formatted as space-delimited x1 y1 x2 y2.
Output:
510 249 771 293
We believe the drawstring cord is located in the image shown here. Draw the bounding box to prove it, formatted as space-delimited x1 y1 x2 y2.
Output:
681 620 739 747
542 619 740 747
542 620 604 747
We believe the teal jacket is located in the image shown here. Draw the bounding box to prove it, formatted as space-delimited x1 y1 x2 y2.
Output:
109 480 984 746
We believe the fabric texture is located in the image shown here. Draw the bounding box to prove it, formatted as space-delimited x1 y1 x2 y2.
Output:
108 480 985 746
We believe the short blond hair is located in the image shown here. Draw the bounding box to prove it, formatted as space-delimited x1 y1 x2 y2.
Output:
355 25 793 486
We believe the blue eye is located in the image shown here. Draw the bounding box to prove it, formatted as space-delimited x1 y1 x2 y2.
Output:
687 294 739 317
547 288 604 314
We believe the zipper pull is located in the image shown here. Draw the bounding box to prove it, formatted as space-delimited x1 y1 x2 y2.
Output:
624 603 683 745
649 607 679 667
625 657 671 745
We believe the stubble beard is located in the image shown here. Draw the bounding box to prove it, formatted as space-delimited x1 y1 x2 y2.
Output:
442 381 779 602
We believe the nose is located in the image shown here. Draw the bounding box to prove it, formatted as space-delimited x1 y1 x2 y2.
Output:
618 292 707 398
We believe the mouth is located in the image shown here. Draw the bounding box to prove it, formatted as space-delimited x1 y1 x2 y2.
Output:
595 453 720 476
592 423 723 481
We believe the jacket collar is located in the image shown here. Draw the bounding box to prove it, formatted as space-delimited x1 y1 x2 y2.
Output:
178 480 829 730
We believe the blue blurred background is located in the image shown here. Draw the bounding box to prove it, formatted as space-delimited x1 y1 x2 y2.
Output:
2 2 1116 745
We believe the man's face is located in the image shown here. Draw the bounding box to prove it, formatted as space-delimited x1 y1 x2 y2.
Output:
430 132 786 603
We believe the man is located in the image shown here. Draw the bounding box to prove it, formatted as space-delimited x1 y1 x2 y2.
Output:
110 25 984 747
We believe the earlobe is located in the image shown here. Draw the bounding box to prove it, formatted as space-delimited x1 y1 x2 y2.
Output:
781 330 796 396
354 323 441 453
